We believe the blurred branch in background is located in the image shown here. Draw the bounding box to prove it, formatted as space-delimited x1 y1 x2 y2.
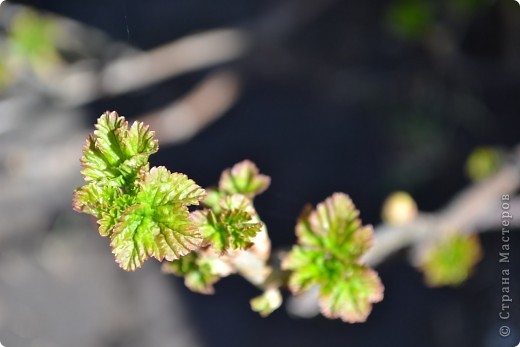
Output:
54 29 249 107
142 70 242 144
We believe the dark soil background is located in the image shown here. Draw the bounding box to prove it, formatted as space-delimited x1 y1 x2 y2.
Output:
4 0 520 346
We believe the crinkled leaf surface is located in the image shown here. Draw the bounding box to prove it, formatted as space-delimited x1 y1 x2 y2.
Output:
283 193 383 323
304 193 373 261
76 112 158 235
219 160 270 198
75 113 207 271
319 265 383 323
419 233 482 287
81 111 158 184
73 181 133 237
193 195 262 253
110 167 205 271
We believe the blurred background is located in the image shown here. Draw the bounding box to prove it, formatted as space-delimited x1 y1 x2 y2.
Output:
0 0 519 346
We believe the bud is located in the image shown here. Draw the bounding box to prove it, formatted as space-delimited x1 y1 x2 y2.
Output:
382 191 418 225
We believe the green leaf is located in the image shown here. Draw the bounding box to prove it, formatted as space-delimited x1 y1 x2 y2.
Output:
319 265 384 323
73 181 134 237
137 166 206 207
162 252 231 294
418 233 482 287
219 160 270 198
250 288 283 317
109 166 205 271
299 193 373 262
193 195 263 253
80 111 158 185
73 182 110 218
283 246 326 293
283 193 383 323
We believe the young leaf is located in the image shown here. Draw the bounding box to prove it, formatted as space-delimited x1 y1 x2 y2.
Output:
109 166 205 271
73 182 112 218
80 111 158 185
73 181 134 237
284 246 326 294
193 195 263 253
75 112 160 241
283 193 383 323
319 265 384 323
162 252 233 294
250 288 283 317
219 160 270 198
302 193 374 262
201 188 223 212
418 233 482 287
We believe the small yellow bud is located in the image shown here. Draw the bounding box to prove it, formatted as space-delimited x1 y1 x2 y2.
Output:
382 191 418 225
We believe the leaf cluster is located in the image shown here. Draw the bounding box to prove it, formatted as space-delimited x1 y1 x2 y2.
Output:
163 160 269 294
74 114 386 323
73 112 205 271
283 193 384 323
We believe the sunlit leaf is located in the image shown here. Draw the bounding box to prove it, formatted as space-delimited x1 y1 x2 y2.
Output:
110 166 205 271
73 181 133 237
283 193 383 323
193 195 263 253
284 246 327 294
219 160 270 198
319 266 384 323
75 112 161 241
81 111 158 184
305 193 374 262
